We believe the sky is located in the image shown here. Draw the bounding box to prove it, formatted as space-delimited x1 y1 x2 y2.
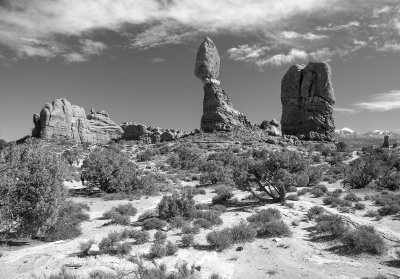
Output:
1 0 400 141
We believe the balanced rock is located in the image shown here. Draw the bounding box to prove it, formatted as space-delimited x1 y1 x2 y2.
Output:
194 37 220 80
195 37 251 132
281 61 336 141
32 98 122 144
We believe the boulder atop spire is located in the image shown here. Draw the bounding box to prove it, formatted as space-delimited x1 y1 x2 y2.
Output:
194 37 220 80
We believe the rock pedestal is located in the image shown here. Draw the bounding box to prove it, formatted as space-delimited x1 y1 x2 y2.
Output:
195 37 251 131
281 61 336 141
382 135 390 148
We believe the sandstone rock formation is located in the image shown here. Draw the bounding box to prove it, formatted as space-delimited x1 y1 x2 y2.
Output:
195 37 251 132
32 98 123 144
121 122 184 143
281 61 336 141
382 135 390 148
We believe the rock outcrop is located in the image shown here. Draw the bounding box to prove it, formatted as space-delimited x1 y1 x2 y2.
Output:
121 123 184 143
195 37 251 132
32 98 123 144
260 119 282 136
382 135 390 148
281 61 336 141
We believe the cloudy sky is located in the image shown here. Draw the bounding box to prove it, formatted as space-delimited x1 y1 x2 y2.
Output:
1 0 400 141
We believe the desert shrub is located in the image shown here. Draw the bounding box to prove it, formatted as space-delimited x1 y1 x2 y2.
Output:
287 186 298 193
211 185 234 204
88 270 117 279
323 197 351 208
195 203 210 210
310 188 324 198
234 149 309 203
133 261 204 279
247 208 281 224
326 191 341 198
286 194 300 201
169 216 189 229
0 142 68 238
181 234 195 247
285 202 295 208
297 188 309 196
47 267 80 279
169 145 204 170
82 147 142 194
206 228 233 251
158 190 195 220
365 210 379 218
229 220 257 243
344 193 362 202
99 231 132 255
181 224 201 235
166 241 178 255
378 203 400 216
257 220 292 238
193 218 212 229
307 206 325 220
305 167 324 187
102 203 136 225
314 214 348 237
43 201 90 241
343 157 383 189
210 204 227 212
137 210 158 221
199 162 234 185
62 149 80 166
142 218 168 231
79 239 96 255
136 149 156 162
121 229 150 244
190 210 223 226
354 202 366 210
149 243 167 258
377 173 400 191
154 230 167 244
338 206 351 213
341 226 386 255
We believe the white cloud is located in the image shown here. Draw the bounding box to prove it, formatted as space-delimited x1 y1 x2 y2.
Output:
281 31 328 40
151 57 166 63
316 21 360 31
257 49 308 66
355 90 400 112
227 44 270 62
334 107 358 114
379 42 400 52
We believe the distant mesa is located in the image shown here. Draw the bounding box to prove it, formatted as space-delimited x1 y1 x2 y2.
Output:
281 61 336 141
195 37 251 132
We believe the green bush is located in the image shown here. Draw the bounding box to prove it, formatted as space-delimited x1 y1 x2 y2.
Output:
378 203 400 216
257 220 292 238
377 173 400 191
247 208 281 224
0 143 68 238
344 193 362 202
102 203 136 225
297 188 309 196
341 226 386 254
206 228 233 251
229 220 257 243
158 190 195 220
121 229 150 244
343 157 383 189
181 234 194 247
154 231 167 244
79 239 96 255
98 231 132 255
306 206 325 220
181 224 201 235
354 202 366 210
44 201 90 241
193 218 212 229
211 185 234 204
169 216 189 229
82 148 140 193
149 243 167 258
166 241 178 255
190 210 223 226
142 218 168 230
314 214 348 238
286 194 300 201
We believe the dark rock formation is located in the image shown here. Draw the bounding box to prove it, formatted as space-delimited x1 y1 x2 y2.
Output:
195 37 251 132
121 122 184 143
382 135 389 148
281 61 336 141
32 98 123 144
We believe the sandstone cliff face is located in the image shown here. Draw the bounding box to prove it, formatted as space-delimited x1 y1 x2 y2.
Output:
32 99 123 144
281 61 336 141
195 37 251 131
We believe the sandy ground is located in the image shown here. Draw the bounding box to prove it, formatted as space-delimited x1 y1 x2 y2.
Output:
1 175 400 279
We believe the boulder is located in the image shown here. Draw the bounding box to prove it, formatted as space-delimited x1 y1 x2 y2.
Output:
87 244 100 256
281 61 336 141
32 98 122 144
260 120 282 136
150 132 161 144
161 131 175 142
194 37 220 80
195 37 251 132
121 123 149 140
